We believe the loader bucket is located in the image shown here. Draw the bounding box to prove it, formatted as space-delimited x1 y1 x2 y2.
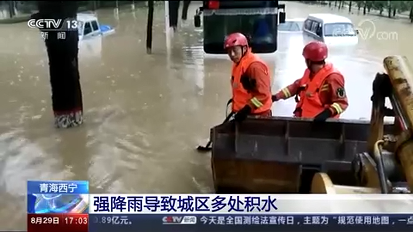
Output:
210 116 394 193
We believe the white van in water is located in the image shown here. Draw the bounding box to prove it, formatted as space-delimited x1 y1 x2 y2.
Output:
302 13 358 46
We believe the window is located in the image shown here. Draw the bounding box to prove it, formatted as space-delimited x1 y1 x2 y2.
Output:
91 20 99 31
310 21 319 33
84 22 92 35
304 19 323 36
304 19 313 31
203 12 277 54
324 23 356 37
310 22 323 36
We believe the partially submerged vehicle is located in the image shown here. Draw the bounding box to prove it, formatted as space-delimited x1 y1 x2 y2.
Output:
208 55 412 194
303 13 358 46
77 12 115 41
278 18 305 33
77 12 115 58
277 18 306 53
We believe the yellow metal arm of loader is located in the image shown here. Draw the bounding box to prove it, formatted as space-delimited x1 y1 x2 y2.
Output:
383 56 413 192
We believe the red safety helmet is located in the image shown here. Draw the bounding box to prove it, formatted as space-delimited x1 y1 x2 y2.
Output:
224 32 249 49
302 41 328 62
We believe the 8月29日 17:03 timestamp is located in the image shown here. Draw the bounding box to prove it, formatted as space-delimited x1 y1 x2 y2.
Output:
94 215 132 225
27 213 89 232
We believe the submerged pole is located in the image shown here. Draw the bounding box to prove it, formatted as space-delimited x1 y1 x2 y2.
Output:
146 0 154 54
114 0 119 16
165 1 170 32
165 0 172 51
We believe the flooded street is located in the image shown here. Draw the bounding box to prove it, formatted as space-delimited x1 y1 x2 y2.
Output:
1 1 413 229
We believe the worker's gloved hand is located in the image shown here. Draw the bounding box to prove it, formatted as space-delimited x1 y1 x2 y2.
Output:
240 74 256 92
234 105 252 122
371 72 392 102
314 109 332 122
272 95 278 102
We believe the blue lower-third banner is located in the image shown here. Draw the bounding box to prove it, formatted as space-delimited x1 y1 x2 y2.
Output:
89 214 413 232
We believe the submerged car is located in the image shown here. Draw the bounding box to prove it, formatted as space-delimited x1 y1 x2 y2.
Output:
77 12 115 41
303 13 358 46
277 18 306 53
278 18 305 33
76 12 115 58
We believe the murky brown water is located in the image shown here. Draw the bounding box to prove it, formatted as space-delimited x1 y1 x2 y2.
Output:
1 2 413 229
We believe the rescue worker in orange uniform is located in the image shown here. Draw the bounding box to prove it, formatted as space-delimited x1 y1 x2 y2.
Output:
272 41 348 121
224 32 273 122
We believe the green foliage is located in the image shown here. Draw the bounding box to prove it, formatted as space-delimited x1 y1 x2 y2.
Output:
310 1 413 22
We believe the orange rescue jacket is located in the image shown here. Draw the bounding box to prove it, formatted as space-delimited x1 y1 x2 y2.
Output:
231 52 272 114
295 63 343 118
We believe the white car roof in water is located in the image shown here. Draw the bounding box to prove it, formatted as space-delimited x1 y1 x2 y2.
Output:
77 13 98 23
307 13 352 24
286 18 305 22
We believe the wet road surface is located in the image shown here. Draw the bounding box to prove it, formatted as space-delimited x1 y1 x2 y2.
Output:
1 2 413 229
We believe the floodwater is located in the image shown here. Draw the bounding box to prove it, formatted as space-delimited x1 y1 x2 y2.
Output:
0 1 413 229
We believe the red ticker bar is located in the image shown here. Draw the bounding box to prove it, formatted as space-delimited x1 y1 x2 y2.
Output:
28 213 88 232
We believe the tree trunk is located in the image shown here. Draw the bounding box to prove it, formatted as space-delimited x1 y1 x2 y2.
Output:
388 7 391 18
169 0 180 31
329 1 331 7
379 8 383 15
349 1 352 13
392 9 396 17
8 1 15 18
181 1 191 20
410 7 413 23
146 0 153 54
363 4 367 15
35 1 83 128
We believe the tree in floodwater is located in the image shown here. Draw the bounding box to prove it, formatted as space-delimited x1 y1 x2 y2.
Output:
409 2 413 23
308 1 413 23
339 0 345 10
181 1 191 21
167 1 191 30
386 1 398 18
368 1 408 18
32 1 83 128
